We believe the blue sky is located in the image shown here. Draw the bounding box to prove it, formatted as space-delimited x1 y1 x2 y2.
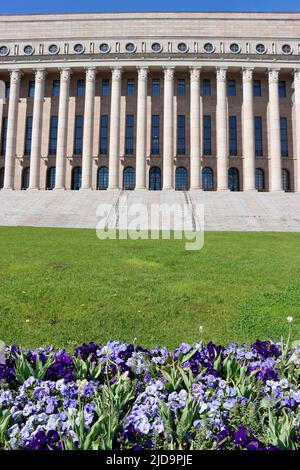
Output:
0 0 300 15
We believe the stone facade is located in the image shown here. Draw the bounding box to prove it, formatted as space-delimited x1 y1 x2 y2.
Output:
0 12 300 192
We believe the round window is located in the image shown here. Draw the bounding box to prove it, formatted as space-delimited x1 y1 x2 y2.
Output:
282 44 292 55
151 42 162 52
74 43 84 54
203 43 214 53
230 43 240 53
177 42 188 53
125 43 136 53
256 44 266 54
48 44 59 55
0 45 9 56
99 43 110 53
23 45 34 55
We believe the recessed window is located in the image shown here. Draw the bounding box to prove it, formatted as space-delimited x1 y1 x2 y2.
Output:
203 79 212 96
229 43 240 53
279 81 286 98
127 79 136 96
256 44 267 54
228 80 236 97
52 80 60 97
177 42 188 53
203 43 214 53
152 79 160 97
101 79 110 96
23 45 34 55
48 44 59 55
76 79 85 97
74 43 84 54
99 43 110 53
125 43 136 53
253 80 262 97
0 45 9 56
177 79 186 97
151 42 162 52
282 44 292 55
28 81 35 98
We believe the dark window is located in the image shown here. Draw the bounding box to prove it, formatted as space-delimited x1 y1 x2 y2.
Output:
97 167 109 190
127 79 136 96
74 115 83 154
101 79 110 97
177 79 186 97
203 79 211 97
0 117 8 156
175 167 188 190
28 81 35 98
99 115 109 155
52 80 60 97
229 116 238 156
125 115 134 155
71 166 82 190
5 82 10 99
46 167 56 190
24 116 33 155
22 167 30 190
152 79 160 97
151 115 160 155
202 167 214 191
279 81 286 98
177 115 186 155
228 79 236 97
228 167 239 191
280 117 288 157
253 80 261 97
49 116 58 155
123 166 135 190
255 116 263 156
282 169 290 191
255 168 265 191
0 167 4 189
149 166 161 191
76 79 85 97
203 115 212 155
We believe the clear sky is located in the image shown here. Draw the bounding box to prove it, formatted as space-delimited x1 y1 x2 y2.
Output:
0 0 300 15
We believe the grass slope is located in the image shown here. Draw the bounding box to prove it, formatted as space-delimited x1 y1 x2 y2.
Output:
0 227 299 349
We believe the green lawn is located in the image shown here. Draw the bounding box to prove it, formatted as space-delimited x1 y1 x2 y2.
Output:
0 227 299 350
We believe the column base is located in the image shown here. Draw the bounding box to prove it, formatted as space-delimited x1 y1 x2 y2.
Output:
162 187 175 191
53 187 66 191
243 188 258 192
1 187 14 191
190 187 203 192
28 187 40 191
270 189 284 193
217 188 230 192
107 188 121 192
79 187 93 191
135 187 147 191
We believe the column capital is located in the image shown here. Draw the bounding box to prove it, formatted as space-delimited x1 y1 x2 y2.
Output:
190 67 201 81
294 68 300 83
242 67 254 82
216 67 227 82
34 69 47 82
163 66 175 81
9 69 22 83
85 67 97 82
268 69 280 83
111 66 123 81
59 68 72 82
137 66 149 81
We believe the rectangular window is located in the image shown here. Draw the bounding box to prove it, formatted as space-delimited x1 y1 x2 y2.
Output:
280 117 288 157
48 116 58 155
151 115 160 155
99 115 109 155
253 80 261 97
101 79 110 97
74 115 83 154
255 116 263 156
228 79 236 97
203 115 212 155
127 79 136 96
28 81 35 98
279 81 286 98
177 115 186 155
52 80 60 97
24 116 33 155
0 117 8 156
177 79 186 97
76 79 85 97
229 116 238 156
203 79 211 97
125 115 134 155
152 79 160 97
5 82 10 99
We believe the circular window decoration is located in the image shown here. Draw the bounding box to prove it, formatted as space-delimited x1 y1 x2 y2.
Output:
177 42 188 53
74 43 84 54
23 45 34 55
48 44 59 55
229 43 240 53
125 42 136 53
0 45 9 56
99 43 110 53
151 42 162 52
203 42 214 53
256 43 267 54
282 44 292 55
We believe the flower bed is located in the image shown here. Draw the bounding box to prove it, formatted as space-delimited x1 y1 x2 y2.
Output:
0 338 299 450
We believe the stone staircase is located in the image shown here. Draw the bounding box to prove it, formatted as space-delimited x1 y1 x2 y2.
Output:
0 189 300 232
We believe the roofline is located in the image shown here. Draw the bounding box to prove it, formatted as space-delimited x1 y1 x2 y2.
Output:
0 11 300 17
